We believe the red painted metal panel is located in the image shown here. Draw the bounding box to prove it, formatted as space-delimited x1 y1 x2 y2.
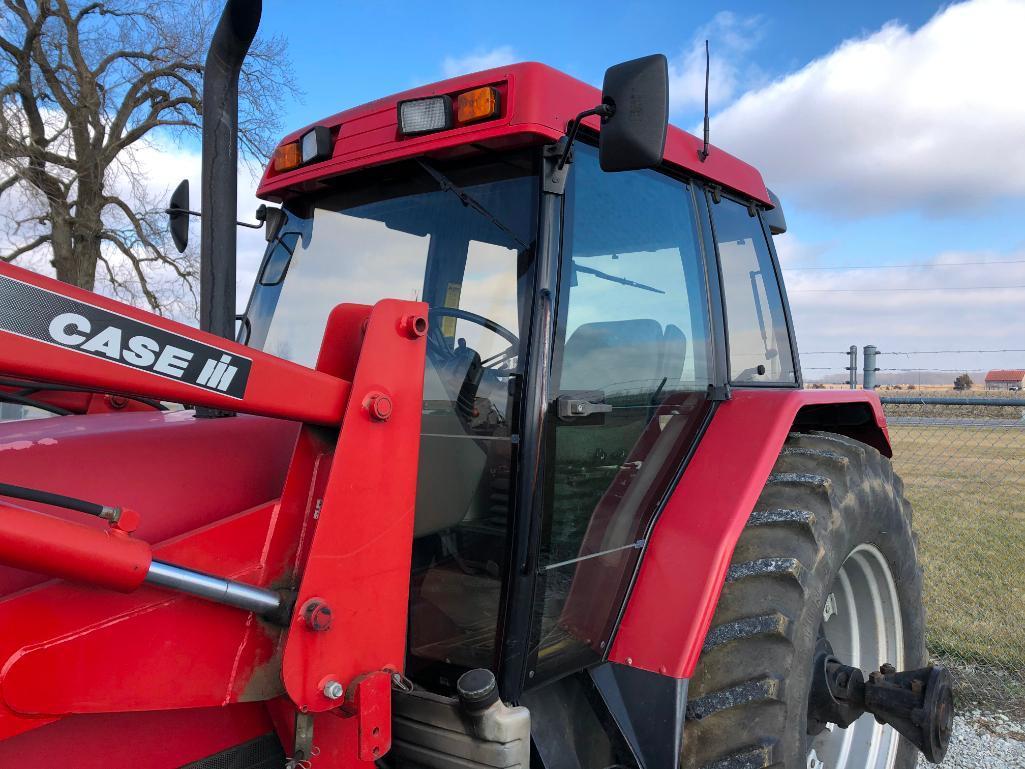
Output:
0 262 350 425
0 502 282 736
257 63 770 206
0 704 274 769
610 389 890 678
310 709 377 769
344 671 392 762
0 410 297 597
281 300 427 713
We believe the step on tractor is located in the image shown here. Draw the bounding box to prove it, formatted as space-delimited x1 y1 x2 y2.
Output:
0 2 953 768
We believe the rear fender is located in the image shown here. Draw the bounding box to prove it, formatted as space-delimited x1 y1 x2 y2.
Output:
609 389 890 678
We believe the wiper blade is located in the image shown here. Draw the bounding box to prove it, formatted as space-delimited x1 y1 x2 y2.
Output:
574 262 665 294
416 160 529 250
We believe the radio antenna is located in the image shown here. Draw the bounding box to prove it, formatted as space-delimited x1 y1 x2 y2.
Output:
698 39 711 162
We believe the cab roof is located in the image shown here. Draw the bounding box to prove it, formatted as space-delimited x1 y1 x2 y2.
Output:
256 61 770 206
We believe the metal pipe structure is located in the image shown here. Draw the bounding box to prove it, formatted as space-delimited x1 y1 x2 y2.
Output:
200 0 262 339
879 396 1025 407
145 560 282 616
863 345 879 390
846 345 858 390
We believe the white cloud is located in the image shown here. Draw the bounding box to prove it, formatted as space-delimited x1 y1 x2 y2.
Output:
781 242 1025 373
669 12 764 113
709 0 1025 216
441 46 518 78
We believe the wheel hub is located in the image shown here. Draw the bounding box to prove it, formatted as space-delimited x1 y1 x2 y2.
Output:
807 655 954 764
805 547 953 766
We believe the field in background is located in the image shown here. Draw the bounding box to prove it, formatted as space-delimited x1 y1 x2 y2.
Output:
883 388 1025 419
886 409 1025 715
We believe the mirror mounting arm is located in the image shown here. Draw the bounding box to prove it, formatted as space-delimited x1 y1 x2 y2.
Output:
556 103 616 171
165 204 268 250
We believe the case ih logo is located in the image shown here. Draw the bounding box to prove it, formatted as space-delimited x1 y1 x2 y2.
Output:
0 274 251 399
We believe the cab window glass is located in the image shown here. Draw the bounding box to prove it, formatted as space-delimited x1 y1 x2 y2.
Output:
712 197 796 383
241 153 540 681
529 145 713 682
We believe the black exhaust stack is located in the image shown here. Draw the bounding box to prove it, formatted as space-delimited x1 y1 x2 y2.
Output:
200 0 262 339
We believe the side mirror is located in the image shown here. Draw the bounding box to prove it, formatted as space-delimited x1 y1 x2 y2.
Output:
599 54 669 172
764 188 787 235
168 179 191 253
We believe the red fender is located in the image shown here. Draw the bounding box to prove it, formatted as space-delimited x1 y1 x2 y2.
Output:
609 389 890 678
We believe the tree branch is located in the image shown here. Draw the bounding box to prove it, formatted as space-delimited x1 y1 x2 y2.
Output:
1 233 50 261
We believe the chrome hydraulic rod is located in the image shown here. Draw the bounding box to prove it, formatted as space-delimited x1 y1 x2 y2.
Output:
145 559 283 616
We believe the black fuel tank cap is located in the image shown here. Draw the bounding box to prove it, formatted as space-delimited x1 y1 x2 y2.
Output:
456 668 499 712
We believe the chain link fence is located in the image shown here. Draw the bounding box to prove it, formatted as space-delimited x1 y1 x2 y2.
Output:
882 394 1025 717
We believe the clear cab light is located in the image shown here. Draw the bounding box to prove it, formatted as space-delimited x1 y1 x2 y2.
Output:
301 125 332 164
398 96 452 135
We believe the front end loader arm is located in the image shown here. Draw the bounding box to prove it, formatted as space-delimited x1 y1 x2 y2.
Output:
0 264 428 767
0 262 349 425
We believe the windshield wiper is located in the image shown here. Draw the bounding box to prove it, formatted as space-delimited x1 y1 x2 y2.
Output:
573 262 665 294
416 160 530 250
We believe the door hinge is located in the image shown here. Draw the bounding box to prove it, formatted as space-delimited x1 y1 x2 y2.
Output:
542 140 571 195
706 383 731 402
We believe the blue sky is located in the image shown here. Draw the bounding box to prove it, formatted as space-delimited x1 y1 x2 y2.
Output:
136 1 998 380
260 2 944 130
249 0 1025 379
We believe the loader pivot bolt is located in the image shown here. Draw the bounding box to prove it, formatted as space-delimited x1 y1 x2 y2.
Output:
323 680 344 700
300 598 333 631
364 392 393 421
399 313 428 339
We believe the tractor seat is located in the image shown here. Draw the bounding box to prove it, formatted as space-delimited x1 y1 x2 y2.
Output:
559 319 688 395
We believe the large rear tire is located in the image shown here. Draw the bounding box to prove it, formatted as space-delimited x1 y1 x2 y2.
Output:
680 431 927 769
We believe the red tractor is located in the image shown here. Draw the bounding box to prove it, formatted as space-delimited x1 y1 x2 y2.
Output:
0 2 952 768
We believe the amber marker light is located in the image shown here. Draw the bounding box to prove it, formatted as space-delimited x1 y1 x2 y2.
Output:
273 141 301 172
456 86 499 125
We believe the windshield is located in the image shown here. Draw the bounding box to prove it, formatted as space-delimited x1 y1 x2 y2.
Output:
243 150 539 679
245 154 537 367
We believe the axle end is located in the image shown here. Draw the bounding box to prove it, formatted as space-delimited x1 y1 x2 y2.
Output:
808 655 954 764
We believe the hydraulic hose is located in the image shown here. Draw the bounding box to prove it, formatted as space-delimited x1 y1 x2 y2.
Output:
0 482 112 518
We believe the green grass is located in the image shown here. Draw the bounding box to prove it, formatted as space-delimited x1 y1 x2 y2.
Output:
887 423 1025 711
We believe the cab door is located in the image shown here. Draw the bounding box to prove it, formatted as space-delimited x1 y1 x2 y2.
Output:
524 145 717 685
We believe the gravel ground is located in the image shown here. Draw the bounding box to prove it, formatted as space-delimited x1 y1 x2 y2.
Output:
919 710 1025 768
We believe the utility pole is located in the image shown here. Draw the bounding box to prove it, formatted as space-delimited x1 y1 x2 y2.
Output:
846 345 858 389
863 345 879 390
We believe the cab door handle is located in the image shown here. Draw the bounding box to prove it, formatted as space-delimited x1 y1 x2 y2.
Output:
556 392 613 420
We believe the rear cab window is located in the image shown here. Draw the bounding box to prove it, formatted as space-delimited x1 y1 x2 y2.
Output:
710 195 796 384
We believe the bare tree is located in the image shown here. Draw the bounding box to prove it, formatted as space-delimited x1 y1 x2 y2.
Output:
0 0 293 316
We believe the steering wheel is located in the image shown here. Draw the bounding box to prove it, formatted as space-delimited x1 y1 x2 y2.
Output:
427 307 519 368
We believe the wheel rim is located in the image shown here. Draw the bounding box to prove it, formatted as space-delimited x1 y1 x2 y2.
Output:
808 544 904 769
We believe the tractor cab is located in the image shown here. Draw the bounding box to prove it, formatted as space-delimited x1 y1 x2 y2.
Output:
240 61 799 714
